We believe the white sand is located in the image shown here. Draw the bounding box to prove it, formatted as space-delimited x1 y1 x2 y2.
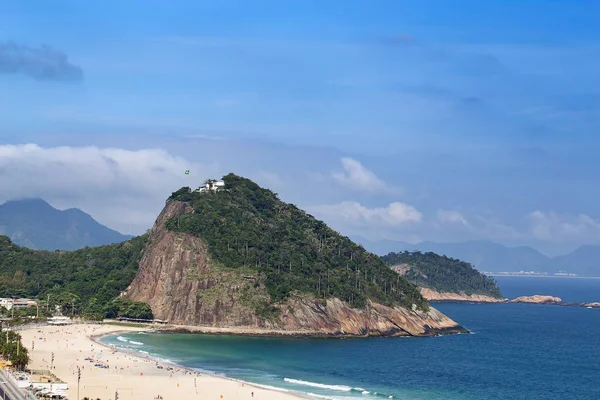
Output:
19 323 305 400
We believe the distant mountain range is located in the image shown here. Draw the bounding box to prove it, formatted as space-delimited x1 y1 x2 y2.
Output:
354 237 600 276
0 198 133 251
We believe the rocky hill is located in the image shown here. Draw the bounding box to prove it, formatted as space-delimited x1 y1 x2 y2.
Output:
381 251 503 300
363 238 600 276
124 174 465 337
0 198 132 251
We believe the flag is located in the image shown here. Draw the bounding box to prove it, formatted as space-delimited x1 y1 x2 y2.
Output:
184 170 190 175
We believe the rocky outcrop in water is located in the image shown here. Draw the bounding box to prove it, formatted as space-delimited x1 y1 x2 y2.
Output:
422 290 600 309
420 288 505 303
124 201 467 337
510 295 562 304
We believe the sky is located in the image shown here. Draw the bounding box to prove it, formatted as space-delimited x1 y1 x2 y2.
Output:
1 0 600 256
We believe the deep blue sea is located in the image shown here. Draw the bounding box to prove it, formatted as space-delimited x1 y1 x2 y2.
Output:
101 277 600 400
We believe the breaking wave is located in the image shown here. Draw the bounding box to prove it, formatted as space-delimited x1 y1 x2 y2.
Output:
284 378 353 392
284 379 395 399
251 383 290 392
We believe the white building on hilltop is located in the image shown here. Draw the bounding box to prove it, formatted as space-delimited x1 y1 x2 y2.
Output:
196 179 225 193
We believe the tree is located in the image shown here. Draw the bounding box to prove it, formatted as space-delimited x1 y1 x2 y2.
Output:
104 298 154 320
0 328 30 370
84 297 105 321
0 234 148 319
381 251 502 298
164 174 429 311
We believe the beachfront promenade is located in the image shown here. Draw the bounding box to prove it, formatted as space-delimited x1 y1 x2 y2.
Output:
0 369 27 400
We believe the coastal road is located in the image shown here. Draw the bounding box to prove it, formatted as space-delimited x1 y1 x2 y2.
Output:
0 370 26 400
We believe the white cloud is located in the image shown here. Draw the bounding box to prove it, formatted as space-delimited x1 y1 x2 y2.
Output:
437 209 471 227
332 157 390 193
310 201 422 228
5 143 600 250
0 144 220 234
528 210 600 242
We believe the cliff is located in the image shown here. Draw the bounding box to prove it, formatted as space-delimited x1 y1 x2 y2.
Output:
420 288 505 303
124 199 466 337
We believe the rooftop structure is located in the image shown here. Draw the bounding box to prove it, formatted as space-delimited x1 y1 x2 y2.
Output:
0 298 38 310
195 179 225 193
47 315 72 326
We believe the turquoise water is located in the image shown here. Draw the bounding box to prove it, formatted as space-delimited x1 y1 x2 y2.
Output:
101 278 600 400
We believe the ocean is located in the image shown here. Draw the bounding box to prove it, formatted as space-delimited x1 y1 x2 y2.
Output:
101 277 600 400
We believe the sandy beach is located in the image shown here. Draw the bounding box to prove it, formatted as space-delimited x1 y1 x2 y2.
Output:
19 323 305 400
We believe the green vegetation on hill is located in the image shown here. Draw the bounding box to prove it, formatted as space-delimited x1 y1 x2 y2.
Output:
0 234 151 319
0 327 29 370
165 173 428 311
381 251 502 298
101 297 154 320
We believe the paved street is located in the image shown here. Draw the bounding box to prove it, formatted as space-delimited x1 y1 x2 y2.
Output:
0 370 26 400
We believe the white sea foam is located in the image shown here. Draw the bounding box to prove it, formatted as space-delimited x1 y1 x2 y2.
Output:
155 358 174 364
284 378 352 392
361 391 370 395
139 350 150 355
251 383 290 392
306 393 356 400
116 336 128 343
306 393 332 399
129 341 144 345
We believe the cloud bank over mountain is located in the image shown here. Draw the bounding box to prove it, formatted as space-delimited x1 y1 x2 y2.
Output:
2 141 599 257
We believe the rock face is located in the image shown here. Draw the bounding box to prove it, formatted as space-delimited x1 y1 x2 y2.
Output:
420 288 505 303
124 201 467 337
510 295 562 304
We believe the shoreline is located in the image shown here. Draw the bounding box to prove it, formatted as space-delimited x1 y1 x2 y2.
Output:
419 287 504 304
91 331 312 399
429 299 600 308
147 323 467 338
19 323 308 400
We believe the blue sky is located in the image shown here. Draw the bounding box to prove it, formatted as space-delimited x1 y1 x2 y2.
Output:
1 0 600 255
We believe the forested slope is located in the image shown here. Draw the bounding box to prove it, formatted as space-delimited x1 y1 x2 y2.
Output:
0 234 149 316
381 251 502 298
166 173 428 311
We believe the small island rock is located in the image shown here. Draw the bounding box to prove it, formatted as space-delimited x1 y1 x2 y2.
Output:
510 295 562 304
